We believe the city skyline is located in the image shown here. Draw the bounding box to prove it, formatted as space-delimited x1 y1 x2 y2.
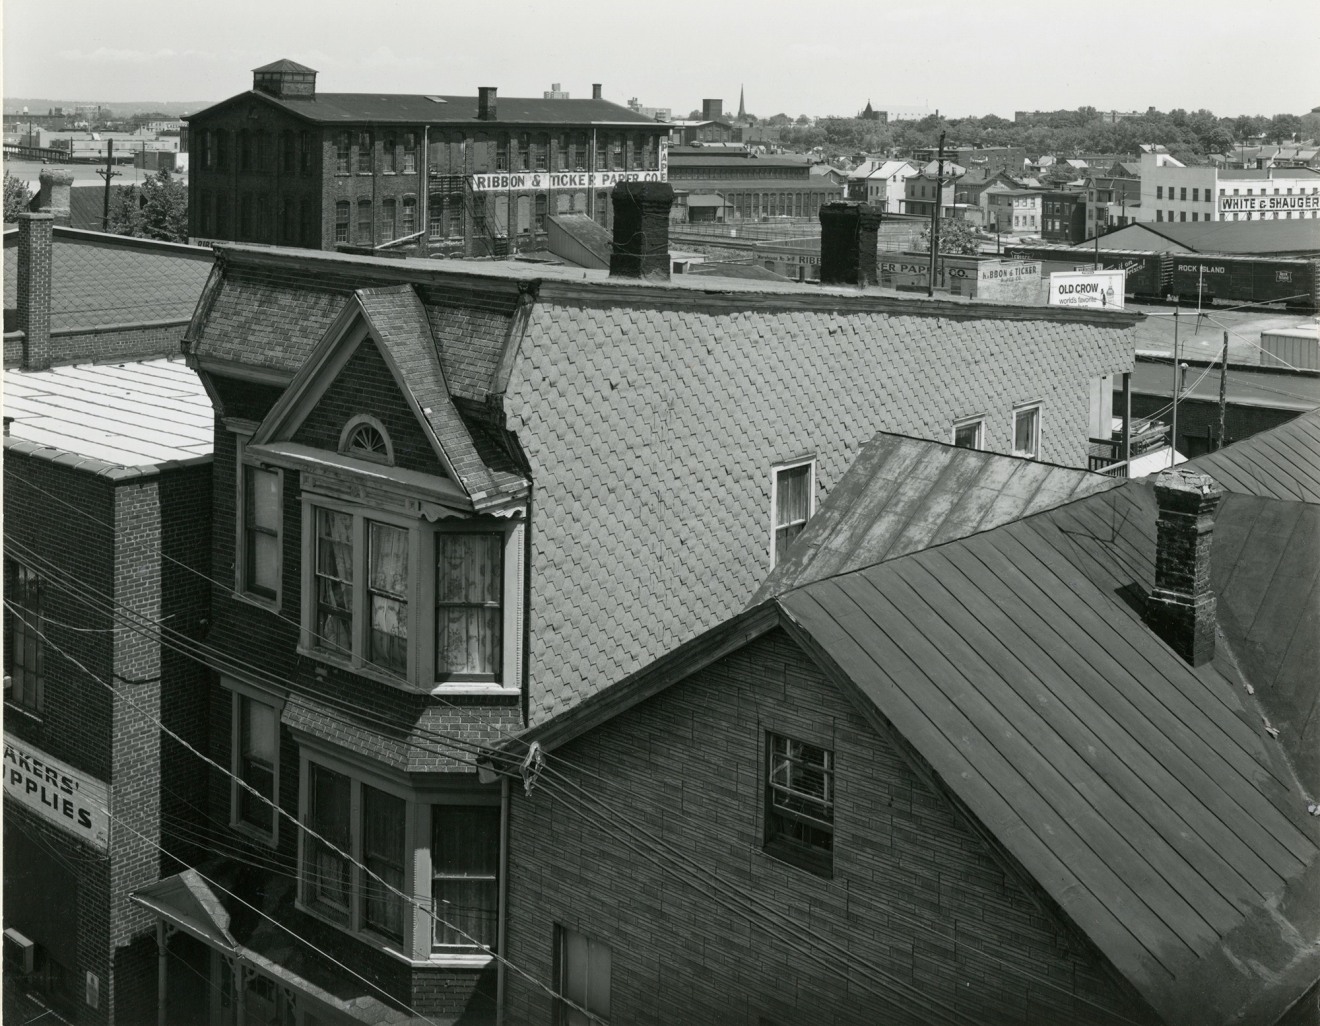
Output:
4 0 1317 119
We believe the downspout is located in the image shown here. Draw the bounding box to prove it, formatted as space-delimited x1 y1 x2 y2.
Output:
496 774 511 1025
420 124 429 254
156 920 168 1026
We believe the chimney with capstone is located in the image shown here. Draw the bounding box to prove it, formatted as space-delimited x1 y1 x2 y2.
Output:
1145 467 1224 666
16 212 54 371
38 168 73 227
592 84 603 100
478 87 498 121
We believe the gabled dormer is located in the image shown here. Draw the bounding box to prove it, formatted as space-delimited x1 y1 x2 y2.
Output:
238 285 529 696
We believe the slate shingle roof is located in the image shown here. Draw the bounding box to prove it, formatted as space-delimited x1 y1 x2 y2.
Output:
3 227 213 332
187 245 1141 724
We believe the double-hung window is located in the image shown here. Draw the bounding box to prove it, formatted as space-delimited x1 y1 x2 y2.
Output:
556 927 611 1026
242 464 282 601
770 459 815 567
4 560 45 715
1013 402 1042 459
952 416 985 450
764 732 834 877
228 682 281 844
303 503 520 691
298 748 500 961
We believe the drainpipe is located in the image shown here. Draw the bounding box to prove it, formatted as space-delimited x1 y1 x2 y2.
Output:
156 921 168 1026
496 774 511 1025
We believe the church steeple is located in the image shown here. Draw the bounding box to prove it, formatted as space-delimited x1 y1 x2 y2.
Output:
738 84 746 119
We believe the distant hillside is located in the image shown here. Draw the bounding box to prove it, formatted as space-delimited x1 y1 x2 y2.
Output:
4 99 215 117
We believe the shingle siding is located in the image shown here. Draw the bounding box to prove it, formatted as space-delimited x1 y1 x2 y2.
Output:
505 301 1134 721
504 628 1156 1026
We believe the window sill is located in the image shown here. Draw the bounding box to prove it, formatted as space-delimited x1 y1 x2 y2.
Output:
3 701 43 723
229 818 278 849
296 646 517 697
297 900 494 968
761 839 833 880
231 589 282 616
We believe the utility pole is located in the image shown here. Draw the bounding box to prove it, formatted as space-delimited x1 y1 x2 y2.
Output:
927 131 945 297
1218 331 1228 451
1169 306 1181 463
97 138 121 230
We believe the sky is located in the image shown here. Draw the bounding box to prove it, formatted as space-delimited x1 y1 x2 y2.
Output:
3 0 1317 119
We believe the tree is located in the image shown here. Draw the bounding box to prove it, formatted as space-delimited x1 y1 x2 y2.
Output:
1268 114 1302 144
916 217 979 255
137 169 188 242
3 169 32 221
106 184 142 236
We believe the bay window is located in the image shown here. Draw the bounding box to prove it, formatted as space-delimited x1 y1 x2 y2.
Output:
232 689 280 843
297 748 501 962
302 498 522 692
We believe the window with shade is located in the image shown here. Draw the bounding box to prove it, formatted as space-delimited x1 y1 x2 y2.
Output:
1013 403 1042 459
771 460 815 567
231 689 279 843
556 927 611 1026
432 805 500 951
239 449 282 605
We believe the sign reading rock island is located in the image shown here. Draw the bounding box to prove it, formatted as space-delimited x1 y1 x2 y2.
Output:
1048 269 1126 310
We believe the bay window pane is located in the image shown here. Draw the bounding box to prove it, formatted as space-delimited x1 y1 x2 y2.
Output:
368 522 409 673
238 696 276 828
432 805 499 948
362 785 406 941
315 509 354 655
306 764 351 918
435 534 503 677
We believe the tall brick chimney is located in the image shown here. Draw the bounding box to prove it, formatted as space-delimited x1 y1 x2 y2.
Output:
38 168 73 227
1146 468 1224 666
478 87 498 121
702 98 723 121
16 212 54 372
609 182 674 281
819 202 881 287
592 84 603 101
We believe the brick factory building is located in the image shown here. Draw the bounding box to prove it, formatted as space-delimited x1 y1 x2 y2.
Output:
183 59 671 260
3 211 214 1025
117 191 1141 1023
666 146 845 222
483 428 1320 1026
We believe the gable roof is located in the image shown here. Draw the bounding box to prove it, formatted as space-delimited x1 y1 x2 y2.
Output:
188 89 664 128
1184 407 1320 503
249 285 526 509
754 432 1122 601
1097 220 1320 256
495 448 1320 1026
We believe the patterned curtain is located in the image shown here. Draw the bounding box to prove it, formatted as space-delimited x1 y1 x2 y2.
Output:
307 765 351 918
435 535 503 677
361 785 405 940
315 510 354 655
432 805 499 948
368 523 409 673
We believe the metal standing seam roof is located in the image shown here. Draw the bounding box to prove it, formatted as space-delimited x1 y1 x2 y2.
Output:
1097 220 1320 256
1185 407 1320 503
3 358 214 475
753 432 1123 601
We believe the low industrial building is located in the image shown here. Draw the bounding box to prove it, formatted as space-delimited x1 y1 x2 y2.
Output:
1140 149 1320 224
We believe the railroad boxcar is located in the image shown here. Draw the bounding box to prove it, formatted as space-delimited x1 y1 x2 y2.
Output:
1170 254 1319 310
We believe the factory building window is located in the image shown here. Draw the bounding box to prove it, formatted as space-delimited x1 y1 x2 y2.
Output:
357 200 373 246
335 201 350 243
403 133 417 174
402 196 416 237
336 133 351 175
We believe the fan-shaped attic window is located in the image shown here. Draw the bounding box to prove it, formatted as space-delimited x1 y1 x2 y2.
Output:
340 415 394 465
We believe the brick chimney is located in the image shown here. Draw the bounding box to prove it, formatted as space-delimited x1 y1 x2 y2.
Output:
592 84 603 101
702 98 723 121
609 182 674 281
16 212 54 372
38 168 73 227
478 87 498 121
1146 468 1224 666
819 202 881 287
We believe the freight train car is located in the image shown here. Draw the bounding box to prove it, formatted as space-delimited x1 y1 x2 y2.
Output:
1002 244 1171 298
1170 254 1320 309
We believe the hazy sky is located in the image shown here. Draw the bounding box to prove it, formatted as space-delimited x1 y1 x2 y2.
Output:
4 0 1317 118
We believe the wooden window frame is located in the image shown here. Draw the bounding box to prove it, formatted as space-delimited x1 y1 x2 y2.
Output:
769 457 816 568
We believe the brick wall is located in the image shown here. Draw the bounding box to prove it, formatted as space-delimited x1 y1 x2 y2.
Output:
504 298 1136 721
503 628 1157 1025
292 338 446 475
4 325 191 370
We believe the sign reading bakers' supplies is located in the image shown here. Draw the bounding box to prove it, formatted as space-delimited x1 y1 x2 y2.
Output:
3 734 109 850
1047 269 1125 310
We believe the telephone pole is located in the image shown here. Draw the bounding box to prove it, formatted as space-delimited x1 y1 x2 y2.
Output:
97 139 121 230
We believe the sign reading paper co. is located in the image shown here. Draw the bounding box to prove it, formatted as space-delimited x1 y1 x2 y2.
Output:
3 734 109 850
1048 269 1125 310
469 170 668 192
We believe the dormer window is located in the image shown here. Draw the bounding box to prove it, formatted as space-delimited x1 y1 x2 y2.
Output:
340 415 393 465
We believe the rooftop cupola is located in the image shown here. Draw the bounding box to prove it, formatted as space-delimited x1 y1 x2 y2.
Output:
252 59 317 99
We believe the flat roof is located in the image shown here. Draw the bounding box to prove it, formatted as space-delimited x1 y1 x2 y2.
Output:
3 358 213 478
